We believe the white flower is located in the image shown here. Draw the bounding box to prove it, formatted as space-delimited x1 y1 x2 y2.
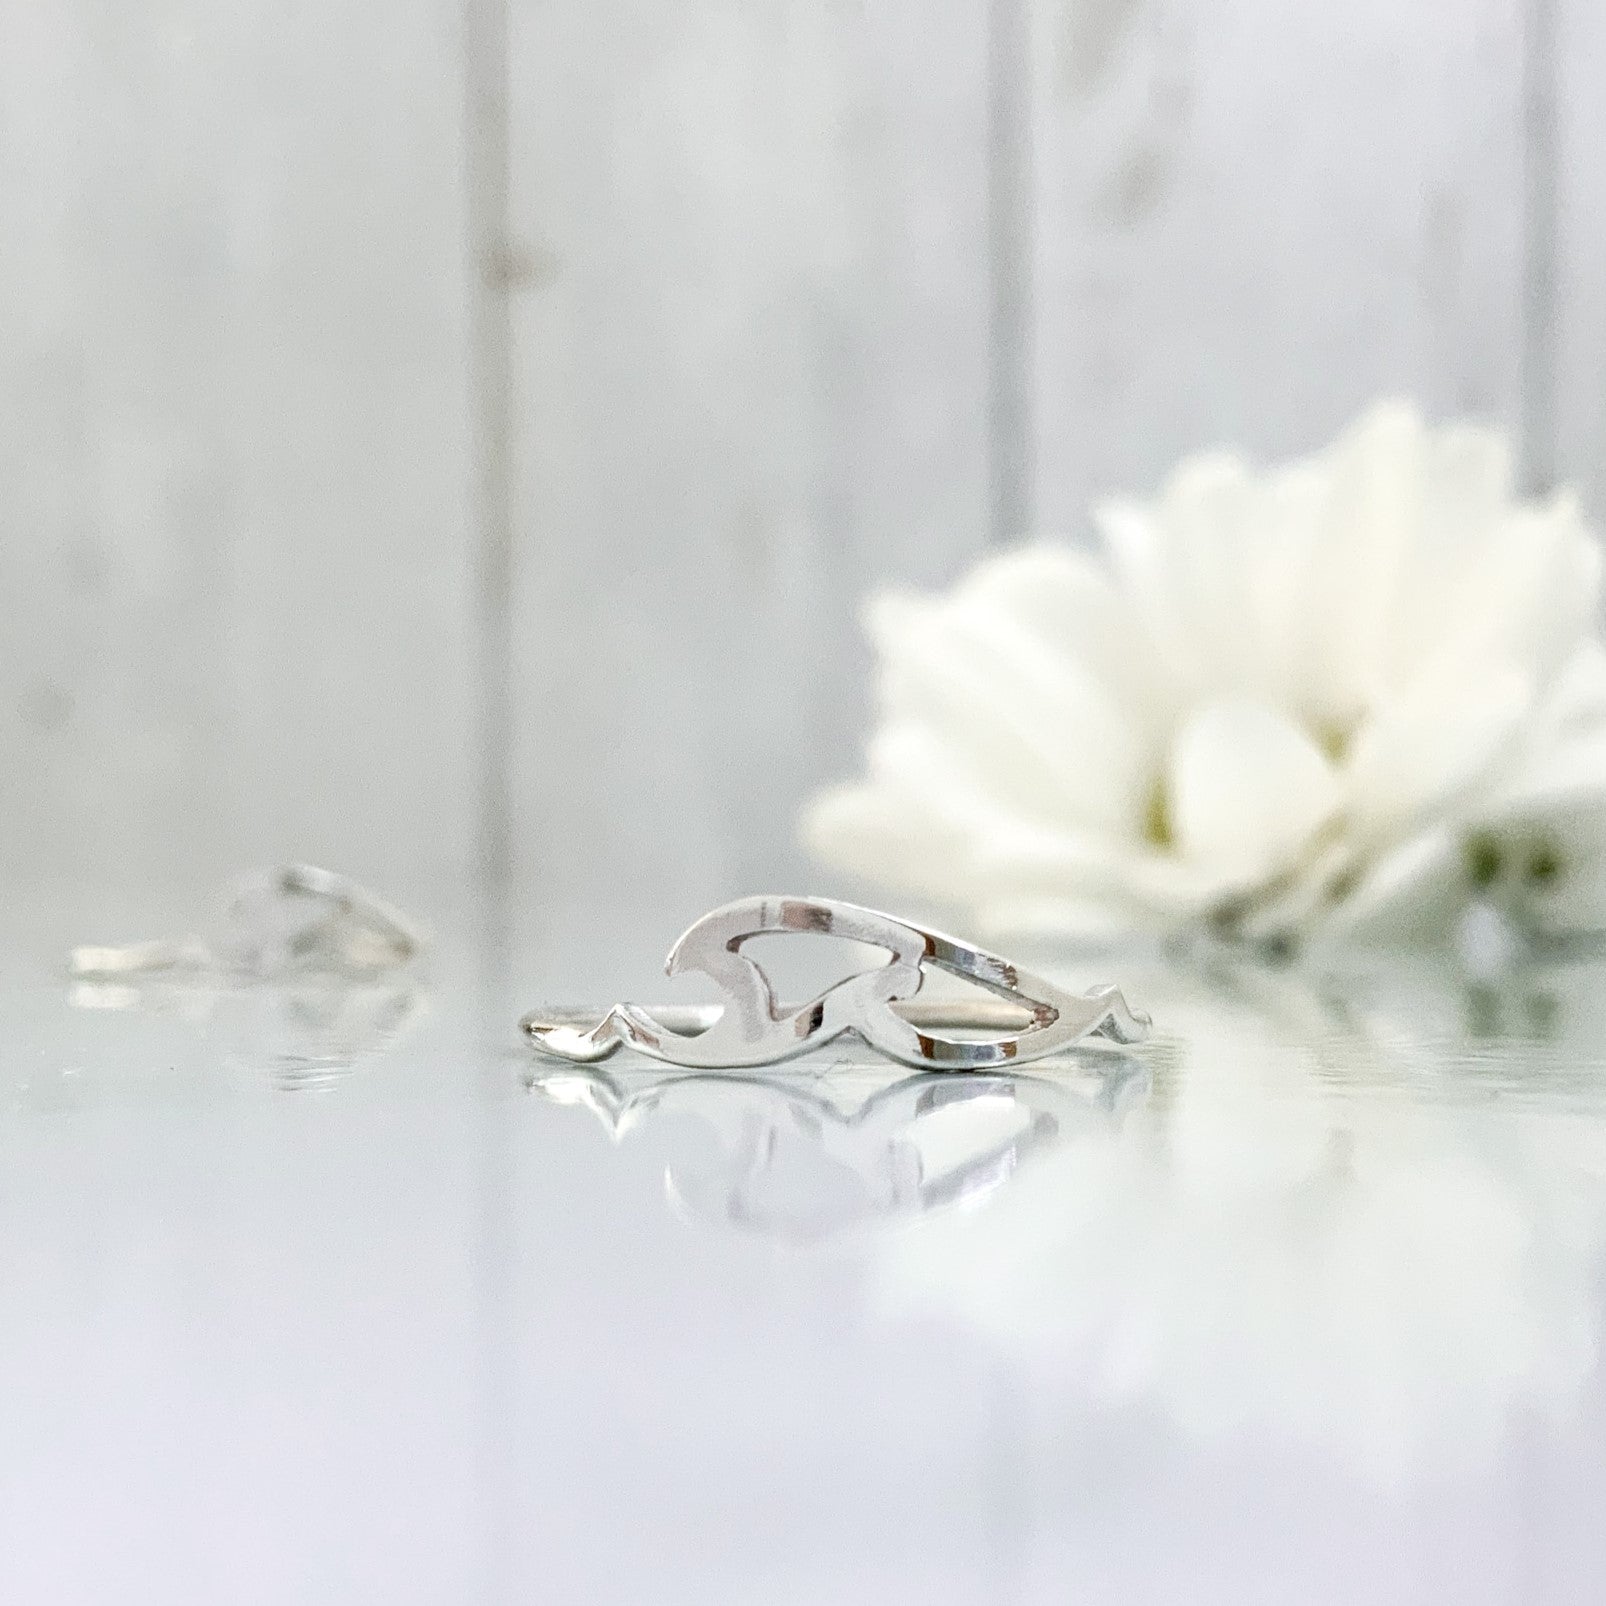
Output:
803 401 1606 948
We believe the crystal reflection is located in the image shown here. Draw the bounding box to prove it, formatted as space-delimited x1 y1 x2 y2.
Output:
526 1051 1150 1242
882 959 1606 1483
68 976 424 1089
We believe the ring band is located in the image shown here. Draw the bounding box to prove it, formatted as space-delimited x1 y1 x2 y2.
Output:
520 894 1151 1072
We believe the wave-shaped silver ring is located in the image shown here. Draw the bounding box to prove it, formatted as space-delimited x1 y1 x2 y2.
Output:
520 895 1150 1072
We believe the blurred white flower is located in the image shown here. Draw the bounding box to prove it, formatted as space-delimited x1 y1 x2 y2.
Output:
804 401 1606 948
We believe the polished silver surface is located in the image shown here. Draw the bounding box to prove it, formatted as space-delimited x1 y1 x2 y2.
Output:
68 864 426 984
520 895 1151 1070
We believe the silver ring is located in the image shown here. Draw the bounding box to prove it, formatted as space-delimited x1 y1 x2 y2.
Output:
68 864 425 982
520 894 1151 1072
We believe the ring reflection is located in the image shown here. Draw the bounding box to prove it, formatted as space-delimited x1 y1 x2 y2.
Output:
526 1050 1150 1242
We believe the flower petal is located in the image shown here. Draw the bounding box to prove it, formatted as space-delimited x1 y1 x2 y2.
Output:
1347 660 1532 835
1305 401 1427 722
970 895 1148 944
1168 701 1342 884
1096 497 1210 701
956 545 1158 719
800 781 975 903
1314 828 1466 947
1158 451 1263 691
968 818 1225 916
864 722 1051 847
867 591 1145 834
1243 461 1329 713
1490 731 1606 821
1392 492 1600 707
1382 422 1514 681
1486 645 1606 819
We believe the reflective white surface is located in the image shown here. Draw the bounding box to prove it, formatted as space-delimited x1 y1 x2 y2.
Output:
4 938 1606 1603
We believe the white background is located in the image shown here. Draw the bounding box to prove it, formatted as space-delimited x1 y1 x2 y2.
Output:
0 0 1601 980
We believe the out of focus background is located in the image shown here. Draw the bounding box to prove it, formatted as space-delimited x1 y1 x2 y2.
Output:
1 1 1601 983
